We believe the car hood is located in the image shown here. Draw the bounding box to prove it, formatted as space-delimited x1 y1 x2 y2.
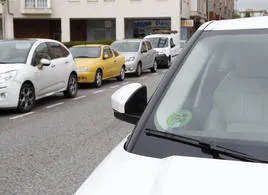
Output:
74 58 100 68
0 63 25 74
75 139 268 195
119 52 138 60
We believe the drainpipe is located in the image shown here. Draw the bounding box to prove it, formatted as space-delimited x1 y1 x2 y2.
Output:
1 0 6 40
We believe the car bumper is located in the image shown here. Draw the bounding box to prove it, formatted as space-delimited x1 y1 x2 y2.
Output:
125 61 137 73
78 72 96 83
0 80 21 108
156 54 169 66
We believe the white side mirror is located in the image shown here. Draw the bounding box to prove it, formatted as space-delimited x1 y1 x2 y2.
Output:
40 58 51 66
111 83 147 124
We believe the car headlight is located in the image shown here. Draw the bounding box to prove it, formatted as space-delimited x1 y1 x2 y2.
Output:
126 57 135 63
77 67 90 72
0 70 17 83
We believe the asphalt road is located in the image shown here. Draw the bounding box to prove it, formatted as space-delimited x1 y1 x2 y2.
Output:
0 69 167 195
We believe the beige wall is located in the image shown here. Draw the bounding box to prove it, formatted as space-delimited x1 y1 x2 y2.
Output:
5 0 191 41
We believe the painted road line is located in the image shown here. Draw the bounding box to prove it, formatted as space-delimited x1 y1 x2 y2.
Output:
152 73 159 76
110 85 120 89
73 95 87 100
10 112 35 120
93 89 105 94
122 81 130 85
140 76 148 80
46 102 64 109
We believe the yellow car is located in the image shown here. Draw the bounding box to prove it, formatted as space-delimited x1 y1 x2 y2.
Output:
70 44 125 87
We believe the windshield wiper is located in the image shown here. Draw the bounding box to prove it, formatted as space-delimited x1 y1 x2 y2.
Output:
74 56 91 58
145 128 268 163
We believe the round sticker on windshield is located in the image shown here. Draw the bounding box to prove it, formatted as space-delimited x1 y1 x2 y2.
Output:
167 110 192 128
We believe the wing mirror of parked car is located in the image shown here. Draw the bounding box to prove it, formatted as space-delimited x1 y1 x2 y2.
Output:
111 83 147 125
171 44 176 48
141 49 147 54
103 54 109 59
40 58 51 66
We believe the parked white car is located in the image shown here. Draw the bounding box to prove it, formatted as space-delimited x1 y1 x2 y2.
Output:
111 39 158 76
0 39 78 113
145 32 182 68
76 17 268 195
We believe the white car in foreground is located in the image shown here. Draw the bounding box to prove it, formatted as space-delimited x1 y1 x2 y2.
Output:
76 17 268 195
0 39 78 113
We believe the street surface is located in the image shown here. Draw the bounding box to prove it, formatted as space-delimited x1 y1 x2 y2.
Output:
0 69 167 195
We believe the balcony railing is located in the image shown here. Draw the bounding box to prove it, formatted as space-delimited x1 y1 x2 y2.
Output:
25 0 50 8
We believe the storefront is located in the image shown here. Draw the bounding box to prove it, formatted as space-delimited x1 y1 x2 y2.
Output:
180 19 194 40
125 18 171 38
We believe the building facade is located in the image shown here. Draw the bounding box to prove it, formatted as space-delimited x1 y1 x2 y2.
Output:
239 9 267 18
190 0 207 31
208 0 234 20
0 0 193 42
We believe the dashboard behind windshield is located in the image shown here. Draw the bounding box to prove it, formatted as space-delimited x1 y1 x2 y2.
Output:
129 29 268 161
111 42 140 52
0 41 33 64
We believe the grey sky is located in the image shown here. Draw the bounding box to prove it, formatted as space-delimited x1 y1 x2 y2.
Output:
237 0 268 10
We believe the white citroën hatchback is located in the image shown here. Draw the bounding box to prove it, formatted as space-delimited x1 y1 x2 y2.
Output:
0 39 78 113
76 17 268 195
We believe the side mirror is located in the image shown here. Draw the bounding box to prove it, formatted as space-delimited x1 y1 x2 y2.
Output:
141 50 147 54
111 83 147 125
40 58 51 66
103 54 109 59
171 44 176 48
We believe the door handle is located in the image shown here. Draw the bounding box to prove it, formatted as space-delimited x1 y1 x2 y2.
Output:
114 60 117 62
65 61 69 64
51 64 56 68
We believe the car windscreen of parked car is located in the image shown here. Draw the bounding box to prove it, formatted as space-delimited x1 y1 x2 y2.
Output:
70 46 101 58
111 41 140 52
146 37 168 48
139 30 268 161
0 40 34 64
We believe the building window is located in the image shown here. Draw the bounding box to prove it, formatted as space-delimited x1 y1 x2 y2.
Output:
25 0 49 8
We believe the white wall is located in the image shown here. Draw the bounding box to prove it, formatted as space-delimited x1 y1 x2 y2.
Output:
9 0 187 41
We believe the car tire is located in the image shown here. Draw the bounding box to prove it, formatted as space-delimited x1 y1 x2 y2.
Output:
17 83 36 113
150 60 157 72
136 62 142 77
116 66 125 81
64 74 78 98
166 57 171 68
94 69 102 88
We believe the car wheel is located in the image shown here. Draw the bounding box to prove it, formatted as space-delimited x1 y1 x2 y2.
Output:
166 57 171 68
64 74 78 98
116 66 125 81
94 69 102 88
150 60 157 72
136 62 142 77
17 83 35 113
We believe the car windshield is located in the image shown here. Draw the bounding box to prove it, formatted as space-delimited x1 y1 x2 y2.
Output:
154 30 268 146
111 41 140 52
146 37 168 48
0 40 33 64
70 46 101 58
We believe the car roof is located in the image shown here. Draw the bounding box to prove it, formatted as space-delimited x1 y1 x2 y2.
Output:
145 34 171 38
72 44 106 47
200 16 268 31
113 39 143 43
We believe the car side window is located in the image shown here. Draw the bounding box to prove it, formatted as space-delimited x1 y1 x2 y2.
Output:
47 42 65 59
103 47 113 59
141 42 147 53
32 43 51 67
113 49 119 57
146 41 152 50
61 46 70 57
170 38 176 48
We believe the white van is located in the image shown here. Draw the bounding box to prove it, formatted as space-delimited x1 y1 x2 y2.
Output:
145 31 182 68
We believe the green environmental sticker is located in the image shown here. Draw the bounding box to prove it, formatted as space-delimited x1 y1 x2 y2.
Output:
167 110 192 128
